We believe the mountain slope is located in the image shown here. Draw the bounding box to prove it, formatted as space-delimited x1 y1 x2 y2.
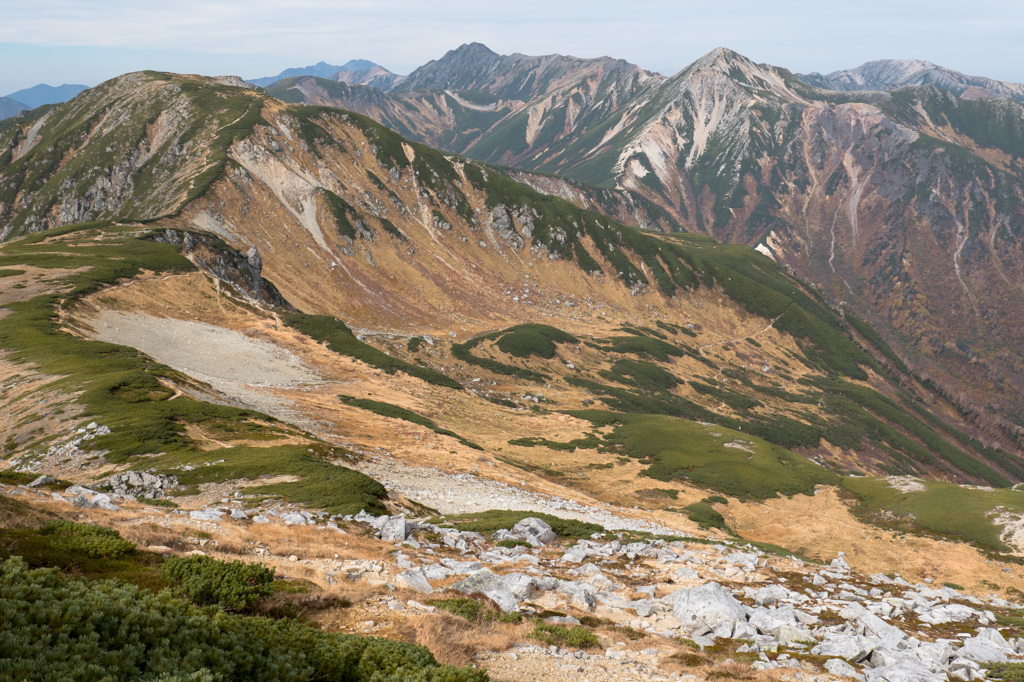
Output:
0 71 265 238
276 44 1024 442
797 59 1024 102
4 70 1022 491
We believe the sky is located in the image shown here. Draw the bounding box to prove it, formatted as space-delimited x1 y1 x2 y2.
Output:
2 0 1023 96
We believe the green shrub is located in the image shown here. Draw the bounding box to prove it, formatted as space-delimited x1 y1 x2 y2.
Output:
985 663 1024 681
161 555 274 611
529 623 600 649
39 520 135 559
282 312 461 390
452 333 550 383
571 412 838 500
428 598 484 621
604 358 677 391
683 503 730 532
0 556 487 681
495 324 577 359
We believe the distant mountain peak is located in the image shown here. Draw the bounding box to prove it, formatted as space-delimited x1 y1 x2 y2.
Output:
796 58 1024 102
450 42 499 59
248 60 388 88
686 47 763 76
4 83 89 109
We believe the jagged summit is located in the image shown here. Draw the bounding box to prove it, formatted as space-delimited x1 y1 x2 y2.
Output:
390 42 503 93
665 45 808 105
449 42 500 60
797 58 1024 102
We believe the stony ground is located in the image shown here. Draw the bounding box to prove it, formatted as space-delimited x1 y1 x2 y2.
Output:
5 462 1024 682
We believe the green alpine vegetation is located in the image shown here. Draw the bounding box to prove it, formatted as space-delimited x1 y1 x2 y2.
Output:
338 396 482 450
0 556 487 681
0 223 389 515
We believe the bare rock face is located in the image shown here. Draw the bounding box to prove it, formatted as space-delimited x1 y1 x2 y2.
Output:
155 229 291 308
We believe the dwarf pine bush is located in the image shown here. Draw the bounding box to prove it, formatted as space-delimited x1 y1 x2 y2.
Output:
0 556 488 681
160 555 274 611
39 520 136 559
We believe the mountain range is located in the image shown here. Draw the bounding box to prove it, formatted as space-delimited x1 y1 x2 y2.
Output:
6 48 1024 680
254 44 1024 442
248 59 405 90
798 59 1024 102
4 83 89 109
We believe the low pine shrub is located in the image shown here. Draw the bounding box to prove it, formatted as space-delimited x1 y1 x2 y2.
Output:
529 623 600 649
0 556 487 681
161 555 274 611
39 520 135 559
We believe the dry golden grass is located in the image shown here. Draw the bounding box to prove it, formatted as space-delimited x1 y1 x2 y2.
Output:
410 611 524 668
725 486 1024 595
119 522 190 551
236 522 391 562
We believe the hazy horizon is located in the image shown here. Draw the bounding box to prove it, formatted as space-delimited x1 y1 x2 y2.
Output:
2 0 1022 96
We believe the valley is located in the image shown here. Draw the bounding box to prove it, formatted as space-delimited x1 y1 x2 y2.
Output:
2 55 1024 681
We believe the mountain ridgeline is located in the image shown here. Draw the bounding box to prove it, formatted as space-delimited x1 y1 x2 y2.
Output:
261 44 1024 444
2 69 1024 489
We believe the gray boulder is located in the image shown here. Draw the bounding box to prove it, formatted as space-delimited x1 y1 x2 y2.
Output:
773 624 815 645
440 558 482 574
812 633 878 663
663 581 748 636
380 515 408 542
675 567 700 581
958 628 1012 663
452 569 519 613
26 475 55 488
423 565 452 581
499 573 536 601
556 580 597 611
755 584 792 606
512 517 557 546
864 662 946 682
749 604 798 634
107 471 178 499
395 570 434 594
824 658 863 680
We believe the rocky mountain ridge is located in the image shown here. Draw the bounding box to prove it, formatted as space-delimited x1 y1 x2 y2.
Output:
797 59 1024 102
249 59 406 91
270 43 1024 445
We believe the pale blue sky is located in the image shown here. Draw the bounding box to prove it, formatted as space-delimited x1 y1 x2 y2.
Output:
2 0 1022 96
